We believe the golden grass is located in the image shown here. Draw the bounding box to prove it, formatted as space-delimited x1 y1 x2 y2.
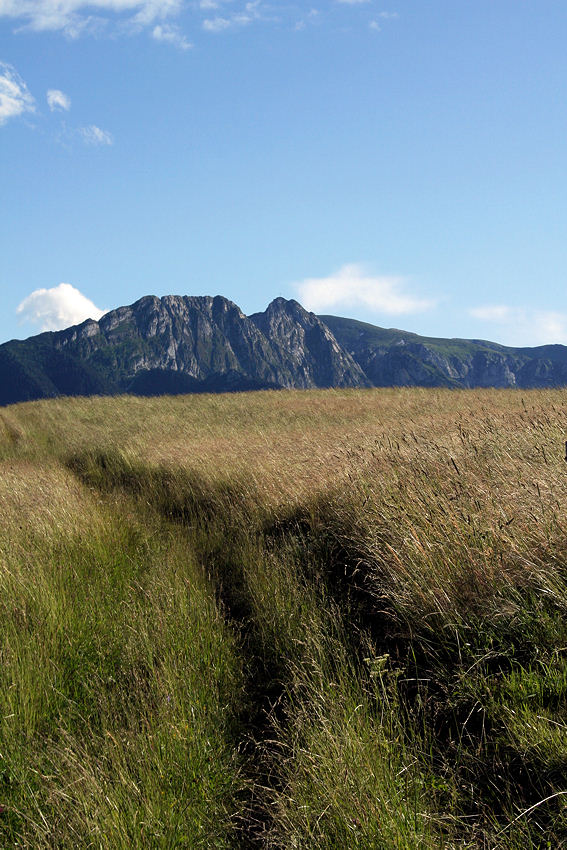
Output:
0 460 106 544
3 386 567 505
2 387 567 847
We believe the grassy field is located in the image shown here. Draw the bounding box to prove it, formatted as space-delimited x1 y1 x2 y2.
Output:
1 387 567 848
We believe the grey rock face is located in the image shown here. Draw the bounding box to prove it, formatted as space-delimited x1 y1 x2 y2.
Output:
358 344 519 389
54 294 368 391
0 295 367 405
322 315 567 390
250 298 369 388
4 295 567 406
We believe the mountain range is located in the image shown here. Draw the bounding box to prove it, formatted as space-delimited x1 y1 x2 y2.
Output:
2 294 567 406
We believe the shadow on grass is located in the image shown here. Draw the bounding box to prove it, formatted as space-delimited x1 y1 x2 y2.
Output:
67 447 567 847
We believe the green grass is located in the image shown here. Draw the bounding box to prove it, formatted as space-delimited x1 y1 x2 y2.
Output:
1 387 567 846
0 502 247 848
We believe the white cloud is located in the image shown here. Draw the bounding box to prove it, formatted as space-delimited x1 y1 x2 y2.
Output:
0 62 35 125
2 0 383 40
469 305 567 347
0 0 183 36
152 22 192 48
370 11 398 30
16 283 106 332
295 8 319 30
470 305 514 323
0 71 112 146
202 13 252 31
1 65 112 147
295 264 434 316
79 124 113 145
47 88 71 111
202 15 231 31
202 0 263 31
132 0 182 26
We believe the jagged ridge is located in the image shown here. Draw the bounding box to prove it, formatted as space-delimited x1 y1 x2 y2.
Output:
0 295 366 405
3 294 567 406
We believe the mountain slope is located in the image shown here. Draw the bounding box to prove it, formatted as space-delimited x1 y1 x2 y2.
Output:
0 295 365 406
250 297 369 388
5 295 567 406
321 315 567 389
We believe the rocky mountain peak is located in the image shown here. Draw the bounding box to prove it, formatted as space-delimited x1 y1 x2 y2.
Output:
0 293 371 405
249 298 369 389
3 293 567 407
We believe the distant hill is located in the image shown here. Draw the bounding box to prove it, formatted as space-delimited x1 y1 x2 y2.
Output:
2 294 567 405
321 314 567 390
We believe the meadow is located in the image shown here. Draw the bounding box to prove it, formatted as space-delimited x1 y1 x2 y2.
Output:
0 387 566 848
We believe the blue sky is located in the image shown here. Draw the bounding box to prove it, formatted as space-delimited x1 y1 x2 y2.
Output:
2 0 567 347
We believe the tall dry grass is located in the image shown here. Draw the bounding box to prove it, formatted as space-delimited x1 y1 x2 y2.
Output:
0 388 566 846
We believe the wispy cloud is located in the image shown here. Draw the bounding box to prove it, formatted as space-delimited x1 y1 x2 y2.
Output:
2 0 260 38
470 305 514 323
370 11 398 31
469 304 567 346
0 0 183 37
78 124 114 146
16 283 106 332
295 264 434 316
0 62 35 126
202 0 264 32
2 0 395 41
152 23 192 48
294 8 319 32
1 63 113 146
47 88 71 111
202 16 231 32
